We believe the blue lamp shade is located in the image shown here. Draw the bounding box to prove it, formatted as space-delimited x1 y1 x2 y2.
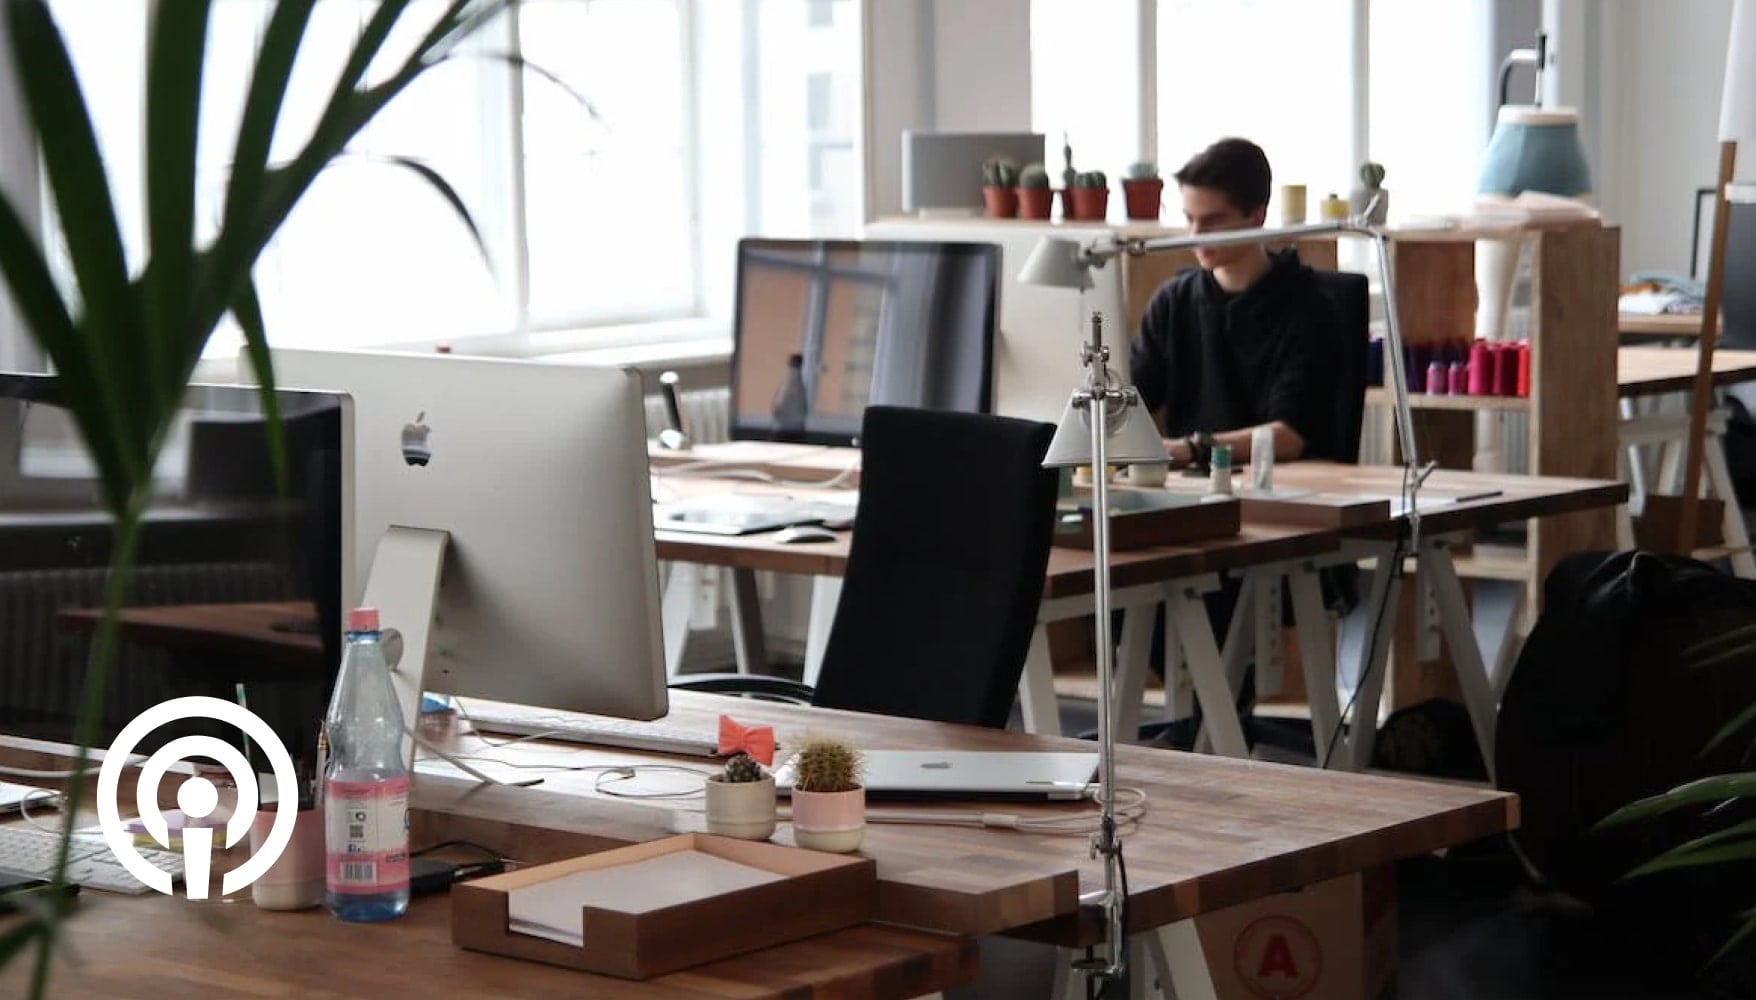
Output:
1477 107 1592 197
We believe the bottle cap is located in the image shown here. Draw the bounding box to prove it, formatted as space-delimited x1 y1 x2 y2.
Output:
346 607 381 632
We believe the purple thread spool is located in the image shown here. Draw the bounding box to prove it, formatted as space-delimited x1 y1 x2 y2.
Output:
1448 361 1467 395
1425 361 1446 394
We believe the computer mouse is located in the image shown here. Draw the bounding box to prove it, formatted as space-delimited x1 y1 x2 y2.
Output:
775 524 837 544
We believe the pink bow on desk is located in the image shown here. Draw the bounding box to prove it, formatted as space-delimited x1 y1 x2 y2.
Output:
717 716 775 766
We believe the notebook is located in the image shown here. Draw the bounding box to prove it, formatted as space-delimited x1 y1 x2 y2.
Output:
773 750 1098 801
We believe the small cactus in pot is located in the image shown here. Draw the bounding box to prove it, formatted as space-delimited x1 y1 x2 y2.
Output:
1350 161 1388 224
787 735 865 852
1069 170 1110 222
982 156 1020 218
1121 160 1163 221
705 752 776 841
1016 163 1053 220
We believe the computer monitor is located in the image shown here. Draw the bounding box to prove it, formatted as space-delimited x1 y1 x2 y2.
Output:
730 237 998 445
0 374 348 752
901 131 1046 216
264 350 667 748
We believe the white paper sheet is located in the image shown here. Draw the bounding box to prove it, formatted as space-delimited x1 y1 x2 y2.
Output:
507 850 784 947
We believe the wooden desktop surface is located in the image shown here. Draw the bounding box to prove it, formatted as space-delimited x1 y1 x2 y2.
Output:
1617 345 1756 398
418 692 1516 946
1618 311 1707 338
0 735 975 1000
1266 463 1630 538
56 600 322 684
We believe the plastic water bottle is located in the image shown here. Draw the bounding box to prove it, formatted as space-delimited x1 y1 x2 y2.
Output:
772 353 809 437
323 607 410 922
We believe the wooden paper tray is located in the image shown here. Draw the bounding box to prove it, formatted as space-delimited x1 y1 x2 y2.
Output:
452 833 876 979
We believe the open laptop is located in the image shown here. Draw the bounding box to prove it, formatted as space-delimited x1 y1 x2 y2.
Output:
773 750 1099 801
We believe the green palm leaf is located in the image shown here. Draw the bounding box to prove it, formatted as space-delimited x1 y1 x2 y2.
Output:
1597 773 1756 828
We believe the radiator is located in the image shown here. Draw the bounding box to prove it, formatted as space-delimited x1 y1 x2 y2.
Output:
644 386 731 445
0 561 292 739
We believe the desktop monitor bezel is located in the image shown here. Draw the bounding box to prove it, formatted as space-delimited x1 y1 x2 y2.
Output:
728 236 999 447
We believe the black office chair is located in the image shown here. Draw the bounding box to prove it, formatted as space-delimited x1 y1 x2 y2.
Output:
1722 198 1756 349
1310 268 1371 463
671 405 1059 729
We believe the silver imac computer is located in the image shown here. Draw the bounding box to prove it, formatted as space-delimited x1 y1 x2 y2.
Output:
264 349 667 755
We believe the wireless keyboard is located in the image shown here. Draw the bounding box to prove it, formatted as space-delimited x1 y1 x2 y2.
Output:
0 825 184 895
461 707 722 758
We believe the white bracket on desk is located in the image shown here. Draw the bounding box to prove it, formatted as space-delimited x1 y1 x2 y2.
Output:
360 525 450 769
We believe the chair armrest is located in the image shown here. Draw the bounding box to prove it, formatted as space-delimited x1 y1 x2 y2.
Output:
668 674 816 704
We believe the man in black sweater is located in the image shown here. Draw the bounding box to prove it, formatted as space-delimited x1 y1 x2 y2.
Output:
1131 138 1343 467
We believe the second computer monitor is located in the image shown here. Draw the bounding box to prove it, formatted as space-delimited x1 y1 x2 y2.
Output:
267 349 667 725
731 238 998 445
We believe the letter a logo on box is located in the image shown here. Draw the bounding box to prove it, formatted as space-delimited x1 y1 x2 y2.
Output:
1233 915 1322 1000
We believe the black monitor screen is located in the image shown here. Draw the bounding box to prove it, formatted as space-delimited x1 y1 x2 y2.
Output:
0 375 345 756
730 238 997 445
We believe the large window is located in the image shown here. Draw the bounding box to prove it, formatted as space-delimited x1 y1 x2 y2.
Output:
1031 0 1494 226
37 0 863 360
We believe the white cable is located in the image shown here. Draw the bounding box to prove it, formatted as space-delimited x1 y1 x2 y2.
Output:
0 764 97 780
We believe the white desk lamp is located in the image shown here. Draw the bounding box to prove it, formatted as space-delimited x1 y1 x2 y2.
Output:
1019 216 1424 987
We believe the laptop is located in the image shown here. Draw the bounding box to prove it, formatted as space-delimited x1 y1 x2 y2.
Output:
653 494 859 536
773 750 1099 801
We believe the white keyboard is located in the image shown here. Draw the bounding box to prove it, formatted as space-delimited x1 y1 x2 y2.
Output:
0 825 184 895
461 707 721 758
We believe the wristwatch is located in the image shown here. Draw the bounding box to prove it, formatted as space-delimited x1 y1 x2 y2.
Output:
1184 432 1214 472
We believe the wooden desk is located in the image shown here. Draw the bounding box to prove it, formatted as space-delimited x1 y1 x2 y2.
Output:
1617 345 1756 398
412 692 1511 997
55 600 322 680
0 736 973 1000
1618 311 1707 339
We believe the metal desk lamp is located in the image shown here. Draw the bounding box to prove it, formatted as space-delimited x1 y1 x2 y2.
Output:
1018 212 1424 988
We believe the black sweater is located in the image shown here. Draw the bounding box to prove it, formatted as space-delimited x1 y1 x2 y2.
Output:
1128 248 1342 460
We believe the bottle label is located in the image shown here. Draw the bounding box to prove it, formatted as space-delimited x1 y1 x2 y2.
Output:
325 777 410 894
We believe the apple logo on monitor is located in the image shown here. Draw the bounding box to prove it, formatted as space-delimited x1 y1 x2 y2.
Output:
401 411 432 467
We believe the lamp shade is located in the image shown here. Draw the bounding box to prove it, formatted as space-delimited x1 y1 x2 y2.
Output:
1042 393 1166 468
1477 107 1592 197
1019 236 1094 290
1723 0 1756 144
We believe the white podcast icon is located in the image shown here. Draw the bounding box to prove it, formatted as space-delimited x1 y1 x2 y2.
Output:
98 696 298 898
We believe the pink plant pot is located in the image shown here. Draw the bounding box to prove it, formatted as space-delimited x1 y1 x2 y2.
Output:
789 786 865 853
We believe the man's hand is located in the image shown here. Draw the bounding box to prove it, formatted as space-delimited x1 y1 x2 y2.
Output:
1164 438 1194 468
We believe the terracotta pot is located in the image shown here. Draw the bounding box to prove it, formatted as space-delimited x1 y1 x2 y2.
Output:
1122 178 1164 221
982 186 1018 219
705 775 776 841
1069 186 1109 222
1016 186 1053 220
790 786 864 853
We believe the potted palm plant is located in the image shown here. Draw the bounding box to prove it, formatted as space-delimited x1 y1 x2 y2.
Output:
0 3 526 993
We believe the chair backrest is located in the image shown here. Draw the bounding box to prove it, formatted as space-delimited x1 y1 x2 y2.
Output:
810 406 1058 728
1723 197 1756 349
1310 269 1370 463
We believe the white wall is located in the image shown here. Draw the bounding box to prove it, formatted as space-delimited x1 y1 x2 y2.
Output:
862 0 1032 220
1590 0 1733 276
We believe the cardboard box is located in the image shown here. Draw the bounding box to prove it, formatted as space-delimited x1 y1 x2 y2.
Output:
1194 866 1396 1000
452 833 875 979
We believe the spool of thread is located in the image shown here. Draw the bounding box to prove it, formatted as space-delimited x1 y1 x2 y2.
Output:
1366 339 1385 386
1516 343 1532 397
1425 361 1446 394
1494 343 1519 396
1407 343 1433 394
1210 445 1233 495
1467 340 1492 395
1448 361 1467 395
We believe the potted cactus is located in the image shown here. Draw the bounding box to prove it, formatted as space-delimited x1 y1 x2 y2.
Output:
982 156 1020 218
787 735 864 853
1058 133 1078 220
705 753 776 841
1121 161 1163 221
1350 161 1388 224
1069 170 1110 222
1016 163 1053 220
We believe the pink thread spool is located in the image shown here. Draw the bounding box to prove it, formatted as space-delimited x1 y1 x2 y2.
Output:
1467 340 1493 395
1516 343 1532 397
1448 361 1467 395
1426 361 1446 394
1494 343 1519 396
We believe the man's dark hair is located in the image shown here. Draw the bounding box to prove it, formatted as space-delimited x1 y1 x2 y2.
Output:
1173 138 1272 215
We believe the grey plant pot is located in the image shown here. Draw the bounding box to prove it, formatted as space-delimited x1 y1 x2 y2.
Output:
1350 186 1389 225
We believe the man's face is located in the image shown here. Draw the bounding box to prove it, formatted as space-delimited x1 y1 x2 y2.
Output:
1181 184 1266 271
